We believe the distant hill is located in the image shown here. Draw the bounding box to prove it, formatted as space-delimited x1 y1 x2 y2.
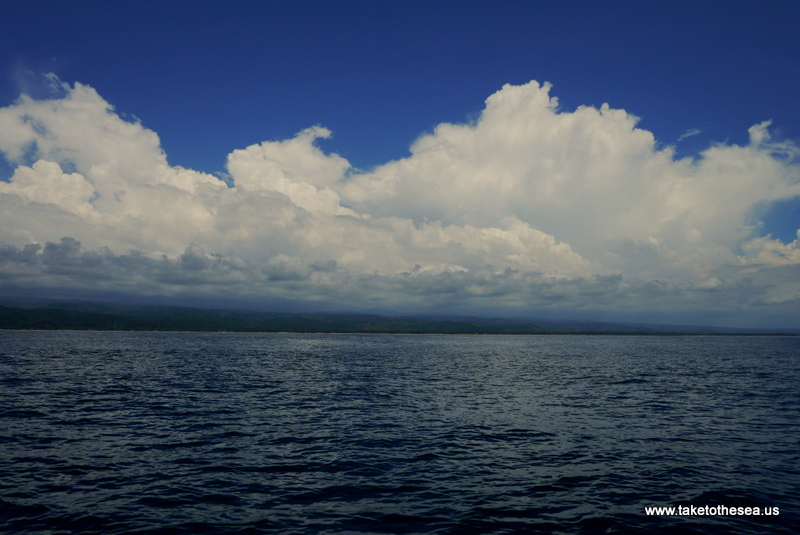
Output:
0 302 795 335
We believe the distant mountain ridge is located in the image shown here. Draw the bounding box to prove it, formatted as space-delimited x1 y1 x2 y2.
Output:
0 302 796 335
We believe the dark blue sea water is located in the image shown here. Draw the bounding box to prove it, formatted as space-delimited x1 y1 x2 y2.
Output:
1 332 798 534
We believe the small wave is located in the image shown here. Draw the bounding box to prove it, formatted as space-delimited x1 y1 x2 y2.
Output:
137 496 195 508
1 409 48 418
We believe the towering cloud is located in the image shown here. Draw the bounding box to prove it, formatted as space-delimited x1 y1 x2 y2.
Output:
1 79 799 324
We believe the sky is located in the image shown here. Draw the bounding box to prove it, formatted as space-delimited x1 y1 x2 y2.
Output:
0 1 799 328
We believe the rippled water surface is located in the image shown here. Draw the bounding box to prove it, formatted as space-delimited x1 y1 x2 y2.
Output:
1 332 799 534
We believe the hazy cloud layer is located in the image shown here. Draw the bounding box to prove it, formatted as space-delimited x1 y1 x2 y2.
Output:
1 79 799 325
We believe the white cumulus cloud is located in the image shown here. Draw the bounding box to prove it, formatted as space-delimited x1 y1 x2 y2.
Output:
1 77 799 325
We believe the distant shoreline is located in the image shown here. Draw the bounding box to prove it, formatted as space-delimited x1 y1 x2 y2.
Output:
1 304 796 336
1 329 797 337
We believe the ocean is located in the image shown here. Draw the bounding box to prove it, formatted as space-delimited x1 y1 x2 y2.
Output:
1 331 798 534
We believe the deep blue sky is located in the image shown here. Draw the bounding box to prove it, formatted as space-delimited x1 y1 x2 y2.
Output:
3 1 798 175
